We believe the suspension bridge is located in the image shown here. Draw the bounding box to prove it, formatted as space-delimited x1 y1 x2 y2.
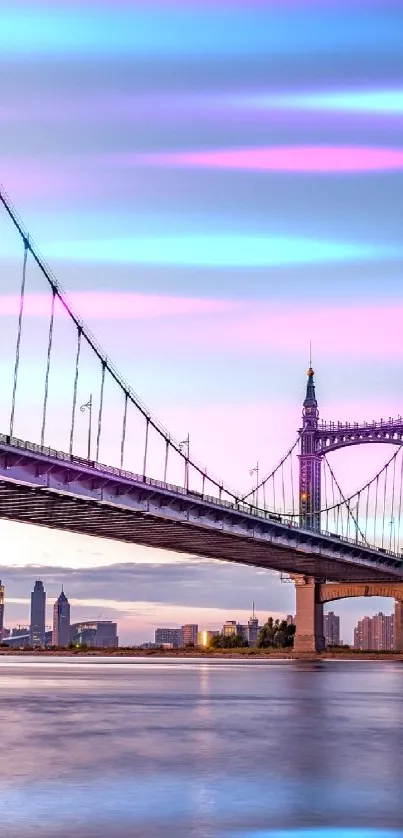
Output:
1 186 403 652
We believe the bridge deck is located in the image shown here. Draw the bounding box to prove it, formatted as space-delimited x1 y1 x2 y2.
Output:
0 434 402 583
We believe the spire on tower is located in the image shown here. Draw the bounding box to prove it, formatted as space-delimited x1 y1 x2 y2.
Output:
303 366 317 409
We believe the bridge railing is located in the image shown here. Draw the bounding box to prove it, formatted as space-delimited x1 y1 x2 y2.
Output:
0 432 401 564
318 417 403 432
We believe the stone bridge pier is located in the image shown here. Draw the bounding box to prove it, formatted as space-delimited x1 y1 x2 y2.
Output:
292 576 403 653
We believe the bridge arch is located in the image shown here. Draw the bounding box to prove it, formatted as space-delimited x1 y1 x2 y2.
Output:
320 582 403 653
320 582 403 604
293 575 403 654
317 437 403 455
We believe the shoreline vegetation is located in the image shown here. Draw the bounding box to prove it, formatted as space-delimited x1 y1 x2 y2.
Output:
0 647 402 661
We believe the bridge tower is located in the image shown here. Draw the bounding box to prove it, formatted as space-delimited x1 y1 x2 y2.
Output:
299 367 321 531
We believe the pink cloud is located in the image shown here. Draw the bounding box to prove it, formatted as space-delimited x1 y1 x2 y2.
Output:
114 301 403 359
134 146 403 173
0 292 236 319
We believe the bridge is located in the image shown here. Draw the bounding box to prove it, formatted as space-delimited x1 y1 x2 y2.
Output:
1 186 403 653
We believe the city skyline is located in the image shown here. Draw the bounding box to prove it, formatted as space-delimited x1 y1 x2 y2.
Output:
1 0 403 642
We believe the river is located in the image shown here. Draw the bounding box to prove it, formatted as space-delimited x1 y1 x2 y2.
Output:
0 657 402 837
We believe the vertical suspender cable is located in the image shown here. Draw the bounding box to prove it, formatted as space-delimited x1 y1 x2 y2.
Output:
40 287 56 448
290 452 295 517
356 492 361 543
120 392 128 469
323 458 328 532
373 475 379 546
365 483 370 544
389 454 397 552
397 449 403 553
10 236 29 437
95 362 106 462
69 328 82 455
272 475 276 514
381 464 388 549
143 418 149 478
163 439 169 484
262 479 267 511
281 462 286 516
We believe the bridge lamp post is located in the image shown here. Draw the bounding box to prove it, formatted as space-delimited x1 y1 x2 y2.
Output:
179 434 190 491
249 463 259 508
80 395 93 460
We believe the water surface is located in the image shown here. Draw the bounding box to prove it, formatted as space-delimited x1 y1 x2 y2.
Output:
1 656 403 837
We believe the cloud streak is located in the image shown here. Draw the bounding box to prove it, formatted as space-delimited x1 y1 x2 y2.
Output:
133 146 403 173
43 236 394 268
0 292 236 319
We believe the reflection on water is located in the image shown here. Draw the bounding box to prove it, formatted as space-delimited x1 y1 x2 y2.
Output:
0 657 403 837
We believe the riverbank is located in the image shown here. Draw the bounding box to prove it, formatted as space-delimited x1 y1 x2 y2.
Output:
1 647 403 660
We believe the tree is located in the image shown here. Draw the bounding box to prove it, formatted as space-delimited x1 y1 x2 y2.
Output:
210 633 248 649
257 618 295 648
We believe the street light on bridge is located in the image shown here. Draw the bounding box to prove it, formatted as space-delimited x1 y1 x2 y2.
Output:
249 463 259 508
80 395 93 460
179 434 190 491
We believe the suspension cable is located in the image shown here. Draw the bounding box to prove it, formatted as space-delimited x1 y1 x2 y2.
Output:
10 235 29 437
95 362 106 462
324 455 368 545
40 288 56 447
69 328 82 455
0 185 243 502
241 436 300 502
120 392 128 469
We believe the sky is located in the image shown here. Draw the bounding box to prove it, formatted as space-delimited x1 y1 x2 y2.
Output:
1 0 403 644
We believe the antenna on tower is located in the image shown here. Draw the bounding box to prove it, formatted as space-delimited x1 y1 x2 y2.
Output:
252 601 255 620
309 340 312 369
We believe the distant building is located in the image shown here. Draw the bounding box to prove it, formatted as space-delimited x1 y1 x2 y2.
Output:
247 615 260 646
10 626 30 637
30 581 46 647
53 589 70 647
286 615 295 626
221 618 261 646
324 611 340 647
221 620 239 638
197 630 219 647
155 628 182 648
0 580 4 640
181 624 198 646
5 628 52 649
70 621 118 648
354 613 394 650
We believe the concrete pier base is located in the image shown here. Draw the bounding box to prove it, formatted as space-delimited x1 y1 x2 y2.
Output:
293 575 325 653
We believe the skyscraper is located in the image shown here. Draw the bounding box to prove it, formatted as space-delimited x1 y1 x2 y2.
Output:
181 624 198 646
30 581 46 647
353 613 394 650
0 580 4 640
52 589 70 647
324 611 340 647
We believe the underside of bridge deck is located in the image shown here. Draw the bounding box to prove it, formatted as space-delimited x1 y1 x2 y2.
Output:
0 479 400 584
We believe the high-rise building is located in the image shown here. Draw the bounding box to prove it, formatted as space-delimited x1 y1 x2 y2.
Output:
181 624 198 646
0 580 4 640
353 613 394 651
246 603 259 646
155 628 182 648
30 581 46 647
52 589 70 647
70 621 118 648
324 611 340 647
